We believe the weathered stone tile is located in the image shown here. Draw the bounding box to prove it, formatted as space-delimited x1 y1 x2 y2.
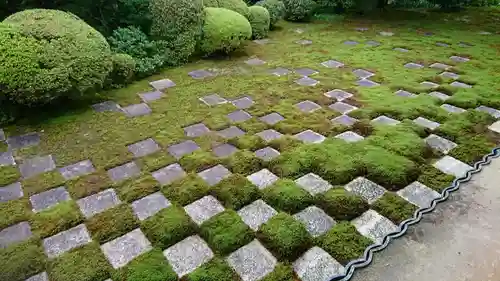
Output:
425 134 457 154
458 42 473 47
132 192 171 221
294 130 325 144
295 68 318 76
231 97 254 109
420 81 439 88
227 110 252 123
76 189 121 218
441 104 466 113
351 210 398 244
366 40 381 46
296 39 312 45
355 27 369 31
227 240 277 281
253 39 270 45
217 126 246 139
0 182 23 203
430 62 451 70
19 155 56 179
7 132 41 150
335 131 364 143
238 200 277 231
152 163 186 185
294 206 336 237
294 28 304 34
393 47 409 52
433 156 473 178
123 103 152 117
293 246 344 281
295 77 319 86
92 101 123 113
395 90 417 98
397 181 440 208
479 31 492 35
213 143 238 158
371 115 401 126
59 160 95 180
331 115 358 127
245 58 266 66
101 228 153 269
488 121 500 134
428 91 450 101
128 138 160 158
353 69 375 79
379 31 394 36
259 112 284 125
295 173 333 196
0 151 15 166
188 69 214 79
164 235 214 277
107 162 140 182
183 123 211 138
296 100 321 113
413 117 440 130
0 128 4 141
344 177 386 204
343 40 359 45
356 79 379 87
197 165 231 186
404 62 424 69
168 140 200 159
329 102 358 114
0 221 32 248
30 186 71 212
199 94 227 106
139 91 164 103
43 224 91 258
450 81 472 88
25 272 49 281
450 55 470 63
321 60 344 68
255 147 280 162
149 78 175 91
477 105 500 119
269 67 290 76
324 89 353 101
436 42 450 47
256 129 283 142
247 169 279 190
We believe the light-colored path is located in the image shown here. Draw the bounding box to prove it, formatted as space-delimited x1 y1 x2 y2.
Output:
351 156 500 281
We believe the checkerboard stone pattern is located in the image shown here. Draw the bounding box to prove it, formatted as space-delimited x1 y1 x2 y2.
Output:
6 132 41 150
425 134 457 154
324 89 353 101
413 117 440 130
197 165 231 186
255 147 280 162
168 140 200 159
101 228 152 269
139 90 164 103
296 100 321 113
256 129 283 142
108 162 140 182
477 105 500 119
19 155 56 179
77 188 121 218
128 138 160 158
92 101 123 113
0 221 32 248
184 195 225 225
344 177 386 204
371 115 401 126
433 156 473 178
295 77 319 86
59 160 95 180
227 240 277 281
123 103 152 117
397 182 440 208
441 104 466 114
259 112 284 125
352 210 398 244
132 192 171 221
295 173 333 196
335 131 364 143
247 169 279 189
43 224 91 258
152 163 186 185
0 182 23 203
238 200 277 231
184 123 211 138
294 246 345 281
164 235 214 277
232 97 254 109
294 206 336 237
295 130 326 144
217 126 246 139
199 94 228 106
149 78 175 91
228 110 252 123
331 115 358 127
30 186 71 212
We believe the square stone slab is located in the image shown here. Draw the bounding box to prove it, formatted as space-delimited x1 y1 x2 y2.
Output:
436 42 450 47
19 155 56 179
397 181 440 208
331 115 358 127
259 112 284 125
255 147 280 162
296 39 313 45
425 134 457 154
296 100 321 113
429 91 450 101
433 156 473 178
293 246 345 281
355 27 369 31
76 188 121 218
294 206 336 237
149 79 176 91
357 79 379 87
269 67 290 76
253 39 270 45
394 47 409 52
477 105 500 119
353 69 375 79
335 131 364 143
343 40 359 45
199 94 228 106
197 165 231 186
379 31 394 36
395 90 417 98
256 129 283 142
371 115 401 126
107 162 141 182
450 81 472 88
25 272 48 281
351 210 398 244
247 169 279 190
344 177 386 204
184 123 211 138
245 58 266 66
450 56 470 63
329 102 358 114
441 104 466 114
168 140 200 159
128 138 160 158
217 126 246 139
227 240 277 281
413 117 440 130
139 91 164 103
7 132 41 150
188 69 214 79
59 160 95 180
404 62 424 69
123 103 152 117
232 97 254 109
92 101 123 113
294 28 305 34
132 192 171 221
294 130 326 144
43 224 91 258
30 186 71 213
227 110 252 123
164 235 214 277
0 182 23 203
295 77 319 86
366 40 381 46
152 163 186 185
213 143 238 158
238 200 278 231
295 173 333 196
101 228 153 269
0 221 32 248
430 63 451 70
488 121 500 134
321 60 344 68
295 68 318 76
0 151 15 166
324 89 353 101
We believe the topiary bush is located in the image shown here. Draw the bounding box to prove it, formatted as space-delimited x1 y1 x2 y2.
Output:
106 53 136 88
203 0 251 18
256 0 286 28
1 9 113 106
248 6 271 39
199 7 252 55
281 0 316 22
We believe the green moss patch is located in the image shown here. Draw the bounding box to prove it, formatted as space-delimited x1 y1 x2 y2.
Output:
0 239 47 281
66 170 113 199
228 134 266 150
436 110 494 142
417 165 454 192
161 173 210 205
262 179 313 213
222 150 264 174
136 151 175 172
112 249 177 281
30 201 83 239
449 135 495 165
316 189 369 221
268 136 302 152
0 166 20 186
179 150 222 172
372 192 417 224
115 174 159 202
187 258 239 281
0 198 31 229
86 204 139 243
211 174 260 209
261 263 295 281
21 171 65 196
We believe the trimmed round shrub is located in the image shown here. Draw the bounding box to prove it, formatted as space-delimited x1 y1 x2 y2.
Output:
199 8 252 54
281 0 316 21
203 0 251 18
256 0 286 28
248 6 270 39
1 9 113 105
107 53 136 88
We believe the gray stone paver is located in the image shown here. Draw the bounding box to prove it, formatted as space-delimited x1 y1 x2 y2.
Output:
379 31 394 36
293 246 345 281
30 186 71 213
132 192 171 221
101 228 153 269
357 79 380 87
353 69 375 79
335 131 364 143
152 163 186 185
344 177 386 204
25 272 49 281
188 69 214 79
294 130 326 144
420 81 439 88
295 77 319 86
238 200 277 231
413 117 440 130
183 123 211 138
294 28 304 34
107 162 140 182
331 115 358 127
0 151 15 166
321 60 344 68
253 39 270 45
450 81 472 88
255 147 280 162
227 110 252 123
269 67 290 76
395 90 417 98
355 27 369 31
351 210 399 244
450 55 470 62
127 138 160 158
245 58 266 66
43 224 91 258
247 169 279 190
324 89 353 101
396 181 440 209
168 140 200 159
199 94 227 106
92 101 123 113
366 40 381 46
227 240 277 281
295 173 333 196
0 128 4 141
476 105 500 119
295 68 318 76
139 91 164 103
433 156 473 178
488 121 500 134
7 132 41 150
149 79 175 91
59 160 95 180
0 182 23 203
428 91 450 101
197 165 231 186
232 97 254 109
259 112 284 125
217 126 245 139
293 206 336 237
441 104 466 114
425 134 457 154
344 40 359 45
213 143 238 157
0 221 32 248
430 63 451 70
329 102 358 114
404 62 424 69
256 129 283 142
371 115 401 126
296 100 321 113
164 235 214 277
76 188 121 218
296 39 312 45
436 42 450 47
19 155 56 179
184 195 225 225
440 72 460 80
123 103 152 117
394 47 409 52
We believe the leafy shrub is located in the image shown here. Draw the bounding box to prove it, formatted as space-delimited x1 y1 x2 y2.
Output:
256 0 286 28
281 0 316 21
203 0 251 17
107 53 136 88
248 6 271 39
1 9 113 106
